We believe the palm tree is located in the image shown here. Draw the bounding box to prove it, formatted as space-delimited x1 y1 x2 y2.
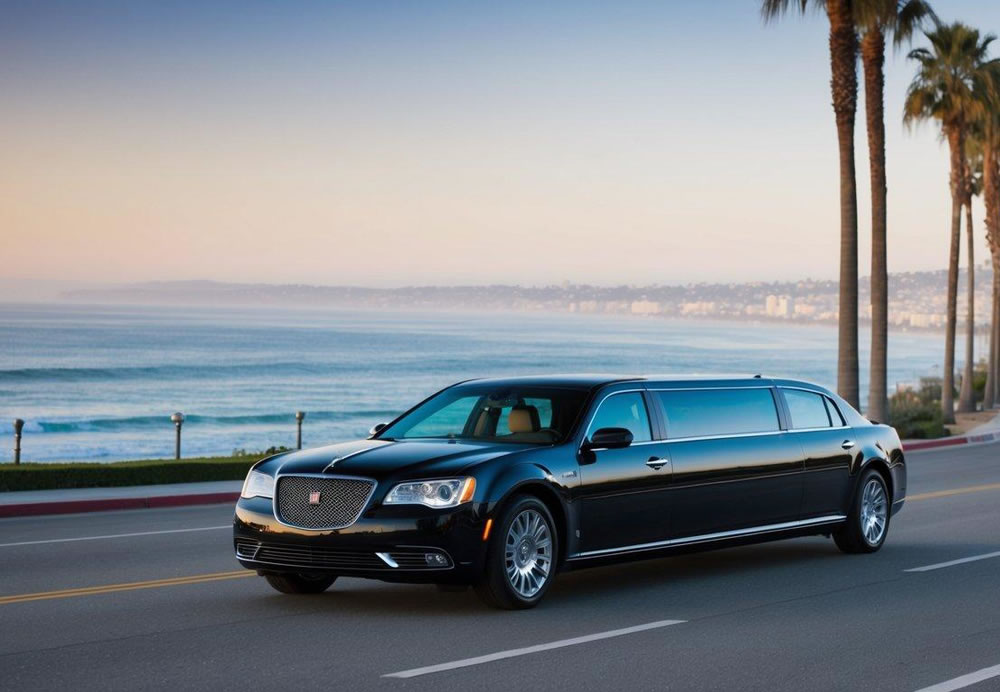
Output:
763 0 861 409
977 64 1000 408
904 22 996 423
957 147 980 412
855 0 935 423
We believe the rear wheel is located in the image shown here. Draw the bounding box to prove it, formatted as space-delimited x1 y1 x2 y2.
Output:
834 468 890 554
264 573 337 594
475 496 557 610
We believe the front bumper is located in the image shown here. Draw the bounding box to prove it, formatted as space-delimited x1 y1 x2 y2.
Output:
233 496 488 584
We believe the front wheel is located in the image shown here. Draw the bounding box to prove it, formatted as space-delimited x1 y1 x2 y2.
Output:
264 573 337 594
475 496 558 610
834 468 890 554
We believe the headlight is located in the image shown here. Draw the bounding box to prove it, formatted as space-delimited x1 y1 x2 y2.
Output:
384 477 475 508
241 470 274 499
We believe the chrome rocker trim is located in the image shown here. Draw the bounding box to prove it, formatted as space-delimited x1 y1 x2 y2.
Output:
568 514 847 560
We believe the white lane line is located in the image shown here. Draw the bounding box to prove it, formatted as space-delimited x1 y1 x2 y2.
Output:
383 619 686 679
0 525 231 548
914 663 1000 692
904 550 1000 573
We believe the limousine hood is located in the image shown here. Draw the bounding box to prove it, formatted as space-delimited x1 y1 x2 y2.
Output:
267 438 532 481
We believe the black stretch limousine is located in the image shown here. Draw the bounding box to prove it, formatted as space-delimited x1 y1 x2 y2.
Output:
234 375 905 609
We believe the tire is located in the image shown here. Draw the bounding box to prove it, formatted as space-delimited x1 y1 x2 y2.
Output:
264 573 337 594
834 468 891 554
474 495 558 610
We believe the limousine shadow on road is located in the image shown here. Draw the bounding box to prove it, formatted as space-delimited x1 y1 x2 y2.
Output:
230 537 849 617
233 537 980 617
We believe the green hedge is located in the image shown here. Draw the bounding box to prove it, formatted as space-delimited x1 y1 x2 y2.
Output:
0 455 259 492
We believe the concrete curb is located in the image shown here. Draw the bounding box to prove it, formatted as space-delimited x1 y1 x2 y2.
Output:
903 430 1000 452
0 491 240 519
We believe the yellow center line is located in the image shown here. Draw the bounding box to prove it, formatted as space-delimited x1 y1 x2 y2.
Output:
907 482 1000 502
0 570 255 605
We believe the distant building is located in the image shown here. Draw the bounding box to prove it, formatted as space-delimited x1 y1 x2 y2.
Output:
681 301 717 316
631 300 661 315
765 295 793 318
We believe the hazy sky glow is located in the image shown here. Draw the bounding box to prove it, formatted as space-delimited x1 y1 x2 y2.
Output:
2 0 999 287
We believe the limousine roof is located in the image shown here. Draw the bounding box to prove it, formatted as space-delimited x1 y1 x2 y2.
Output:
458 374 833 392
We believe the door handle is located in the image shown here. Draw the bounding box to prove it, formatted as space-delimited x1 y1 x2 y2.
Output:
841 440 856 450
646 457 669 470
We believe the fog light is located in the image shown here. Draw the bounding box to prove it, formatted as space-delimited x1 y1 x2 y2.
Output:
425 552 449 567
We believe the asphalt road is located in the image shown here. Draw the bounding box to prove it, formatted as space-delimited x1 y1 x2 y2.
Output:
1 442 999 691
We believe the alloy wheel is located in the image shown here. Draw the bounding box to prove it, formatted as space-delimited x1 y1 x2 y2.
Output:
860 477 888 546
504 508 553 598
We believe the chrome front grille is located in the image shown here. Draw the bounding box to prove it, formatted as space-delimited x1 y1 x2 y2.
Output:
275 475 375 530
234 539 453 571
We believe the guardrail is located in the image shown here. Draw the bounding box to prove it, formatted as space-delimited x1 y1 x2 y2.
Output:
9 411 313 464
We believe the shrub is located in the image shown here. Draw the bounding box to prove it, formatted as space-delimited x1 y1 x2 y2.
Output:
888 389 947 439
0 455 259 492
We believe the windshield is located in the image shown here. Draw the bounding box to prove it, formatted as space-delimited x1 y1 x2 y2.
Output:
377 384 590 444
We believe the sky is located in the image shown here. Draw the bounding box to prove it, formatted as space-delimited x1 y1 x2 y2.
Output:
2 0 1000 289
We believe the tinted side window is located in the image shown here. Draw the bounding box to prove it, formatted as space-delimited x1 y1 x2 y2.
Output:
784 389 832 429
657 388 779 438
824 397 846 426
588 392 652 442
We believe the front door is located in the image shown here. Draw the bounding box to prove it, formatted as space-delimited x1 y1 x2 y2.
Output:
575 390 673 555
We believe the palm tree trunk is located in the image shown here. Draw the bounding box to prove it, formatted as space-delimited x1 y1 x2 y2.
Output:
828 0 859 410
862 30 887 422
989 262 999 408
958 202 975 412
984 145 998 410
942 127 964 424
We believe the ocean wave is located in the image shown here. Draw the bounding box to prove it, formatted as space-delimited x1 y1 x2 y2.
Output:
24 410 392 434
0 362 339 383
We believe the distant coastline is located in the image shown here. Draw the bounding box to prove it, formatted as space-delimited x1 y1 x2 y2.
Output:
36 265 995 336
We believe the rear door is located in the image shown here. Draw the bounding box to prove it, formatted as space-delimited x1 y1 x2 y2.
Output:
780 387 854 518
575 389 674 554
654 386 804 538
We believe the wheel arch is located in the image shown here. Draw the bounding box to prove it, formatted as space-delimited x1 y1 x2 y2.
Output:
859 457 894 503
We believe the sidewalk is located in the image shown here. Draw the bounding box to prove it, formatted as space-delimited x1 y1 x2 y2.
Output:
0 480 242 518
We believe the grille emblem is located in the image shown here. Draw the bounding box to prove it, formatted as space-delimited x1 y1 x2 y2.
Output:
308 490 322 505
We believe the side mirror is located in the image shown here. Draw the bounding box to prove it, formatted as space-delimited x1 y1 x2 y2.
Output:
587 427 634 450
369 422 388 436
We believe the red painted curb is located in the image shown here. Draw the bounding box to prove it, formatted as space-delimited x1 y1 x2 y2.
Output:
903 430 1000 452
903 436 969 451
0 491 240 518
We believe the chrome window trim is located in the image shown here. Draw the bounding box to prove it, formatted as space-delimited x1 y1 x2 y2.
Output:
648 385 774 392
777 385 831 394
785 426 851 434
272 472 378 532
569 514 847 560
581 388 653 445
659 429 784 443
587 439 662 452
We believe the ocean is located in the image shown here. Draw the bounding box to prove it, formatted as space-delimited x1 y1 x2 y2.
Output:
0 303 947 462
